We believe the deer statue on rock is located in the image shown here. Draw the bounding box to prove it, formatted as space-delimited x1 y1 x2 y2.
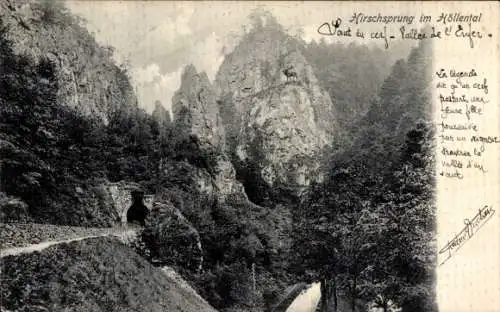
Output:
282 65 298 82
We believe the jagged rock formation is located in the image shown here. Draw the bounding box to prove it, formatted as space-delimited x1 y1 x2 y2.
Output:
143 201 204 273
211 154 247 199
214 17 334 203
170 64 247 202
172 65 225 149
0 0 137 124
159 155 246 204
152 100 172 126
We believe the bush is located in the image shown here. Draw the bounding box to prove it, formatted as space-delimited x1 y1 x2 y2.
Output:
0 193 29 222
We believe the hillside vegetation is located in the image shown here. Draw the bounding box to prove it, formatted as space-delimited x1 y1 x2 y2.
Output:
293 40 436 312
1 0 175 226
0 237 217 312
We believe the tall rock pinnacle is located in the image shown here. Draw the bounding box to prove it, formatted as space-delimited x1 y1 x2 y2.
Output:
172 65 225 149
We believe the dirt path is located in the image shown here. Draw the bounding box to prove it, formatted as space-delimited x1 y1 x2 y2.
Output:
0 227 139 258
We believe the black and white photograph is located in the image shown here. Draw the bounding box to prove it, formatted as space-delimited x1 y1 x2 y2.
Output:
1 1 498 312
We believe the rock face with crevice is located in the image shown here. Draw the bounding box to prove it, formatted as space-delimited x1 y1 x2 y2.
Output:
214 18 334 204
170 65 247 203
233 83 329 203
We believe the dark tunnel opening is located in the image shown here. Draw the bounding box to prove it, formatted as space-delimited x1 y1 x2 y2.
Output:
126 190 149 226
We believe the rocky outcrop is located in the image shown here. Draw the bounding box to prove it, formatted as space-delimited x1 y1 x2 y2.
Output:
159 160 215 197
234 83 328 202
143 201 203 273
159 156 247 204
214 23 333 202
0 0 137 124
211 154 247 200
169 64 247 202
172 65 225 149
152 101 172 139
152 100 172 129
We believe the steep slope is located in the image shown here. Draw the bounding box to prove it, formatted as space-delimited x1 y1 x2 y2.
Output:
150 61 296 311
214 14 334 204
1 3 296 312
293 40 435 312
0 0 150 226
0 0 137 123
234 83 329 203
349 40 433 173
1 236 218 312
214 14 335 136
300 40 413 130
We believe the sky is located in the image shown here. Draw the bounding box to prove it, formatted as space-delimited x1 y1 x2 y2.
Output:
66 1 416 114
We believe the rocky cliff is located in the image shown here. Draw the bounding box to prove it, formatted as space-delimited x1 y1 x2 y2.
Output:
233 83 329 203
214 18 334 203
0 0 145 226
172 65 225 149
170 65 246 202
0 0 137 124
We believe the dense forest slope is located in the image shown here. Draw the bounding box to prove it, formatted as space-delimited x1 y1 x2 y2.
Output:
0 0 142 226
293 40 436 312
0 0 179 226
301 40 413 130
156 62 295 311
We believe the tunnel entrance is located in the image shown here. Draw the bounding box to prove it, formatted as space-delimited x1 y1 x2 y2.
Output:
126 190 149 226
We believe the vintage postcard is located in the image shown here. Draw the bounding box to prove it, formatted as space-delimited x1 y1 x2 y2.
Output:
0 1 498 312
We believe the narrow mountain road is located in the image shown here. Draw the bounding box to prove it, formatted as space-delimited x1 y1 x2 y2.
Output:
0 224 139 258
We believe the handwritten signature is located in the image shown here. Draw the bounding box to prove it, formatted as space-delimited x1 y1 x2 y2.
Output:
438 205 495 266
